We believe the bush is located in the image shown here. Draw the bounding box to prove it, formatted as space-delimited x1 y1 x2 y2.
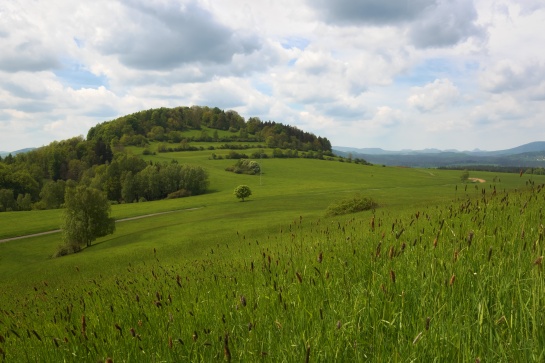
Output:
225 151 248 159
225 159 261 175
325 194 378 217
167 189 192 199
53 241 81 258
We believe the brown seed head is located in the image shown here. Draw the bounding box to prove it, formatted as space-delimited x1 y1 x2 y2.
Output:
81 315 86 336
224 334 231 362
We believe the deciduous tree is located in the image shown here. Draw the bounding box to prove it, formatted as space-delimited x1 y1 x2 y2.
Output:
234 185 252 202
61 186 115 252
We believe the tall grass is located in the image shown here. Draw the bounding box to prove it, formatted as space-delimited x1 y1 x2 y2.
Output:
1 182 544 361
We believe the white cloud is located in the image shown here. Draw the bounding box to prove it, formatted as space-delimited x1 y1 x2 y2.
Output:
372 106 403 127
408 79 460 112
480 60 545 96
0 0 544 152
470 94 528 125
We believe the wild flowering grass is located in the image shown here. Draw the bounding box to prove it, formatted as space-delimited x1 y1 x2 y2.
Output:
0 183 544 361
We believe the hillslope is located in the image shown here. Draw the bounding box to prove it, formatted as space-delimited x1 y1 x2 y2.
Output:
1 141 545 361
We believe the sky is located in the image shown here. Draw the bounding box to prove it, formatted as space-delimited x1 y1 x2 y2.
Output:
1 0 545 152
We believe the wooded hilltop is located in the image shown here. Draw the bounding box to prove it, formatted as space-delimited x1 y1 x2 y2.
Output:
0 106 332 212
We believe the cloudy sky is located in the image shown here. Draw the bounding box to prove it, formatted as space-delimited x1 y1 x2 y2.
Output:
1 0 545 152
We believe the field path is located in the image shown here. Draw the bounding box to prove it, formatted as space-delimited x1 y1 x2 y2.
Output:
0 207 202 244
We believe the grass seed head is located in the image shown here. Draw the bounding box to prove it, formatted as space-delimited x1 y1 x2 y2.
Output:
81 315 86 336
467 231 474 246
224 334 231 362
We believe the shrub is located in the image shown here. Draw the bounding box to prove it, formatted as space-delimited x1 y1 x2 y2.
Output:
225 159 261 175
53 241 81 258
167 189 192 199
325 194 378 217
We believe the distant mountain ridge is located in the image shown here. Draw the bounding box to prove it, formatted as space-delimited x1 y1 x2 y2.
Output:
333 141 545 168
334 141 545 156
0 148 36 157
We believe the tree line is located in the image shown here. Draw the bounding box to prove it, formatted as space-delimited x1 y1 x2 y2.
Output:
438 165 545 175
0 136 208 212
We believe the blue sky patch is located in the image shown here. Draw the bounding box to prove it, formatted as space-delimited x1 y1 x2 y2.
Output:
54 59 108 90
252 80 273 96
281 37 310 50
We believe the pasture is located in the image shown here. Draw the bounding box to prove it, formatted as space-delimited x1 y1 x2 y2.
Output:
1 146 544 361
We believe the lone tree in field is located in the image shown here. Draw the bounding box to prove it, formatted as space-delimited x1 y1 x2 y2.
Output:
60 185 115 253
234 185 252 202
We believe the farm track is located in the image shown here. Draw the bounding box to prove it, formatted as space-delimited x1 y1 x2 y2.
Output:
0 207 202 244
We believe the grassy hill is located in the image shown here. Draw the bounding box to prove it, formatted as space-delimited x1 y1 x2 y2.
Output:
1 141 545 361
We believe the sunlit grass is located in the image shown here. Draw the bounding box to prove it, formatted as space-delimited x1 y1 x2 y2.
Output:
1 148 545 361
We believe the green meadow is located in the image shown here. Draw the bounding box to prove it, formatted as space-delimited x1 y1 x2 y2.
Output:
1 144 545 361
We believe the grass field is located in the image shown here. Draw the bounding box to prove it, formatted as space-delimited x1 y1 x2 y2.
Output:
1 144 544 361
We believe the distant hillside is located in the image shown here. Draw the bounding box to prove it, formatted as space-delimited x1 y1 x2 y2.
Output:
0 148 36 157
469 141 545 156
333 142 545 168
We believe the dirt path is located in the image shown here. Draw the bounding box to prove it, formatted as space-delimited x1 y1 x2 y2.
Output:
0 207 202 244
468 178 486 183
